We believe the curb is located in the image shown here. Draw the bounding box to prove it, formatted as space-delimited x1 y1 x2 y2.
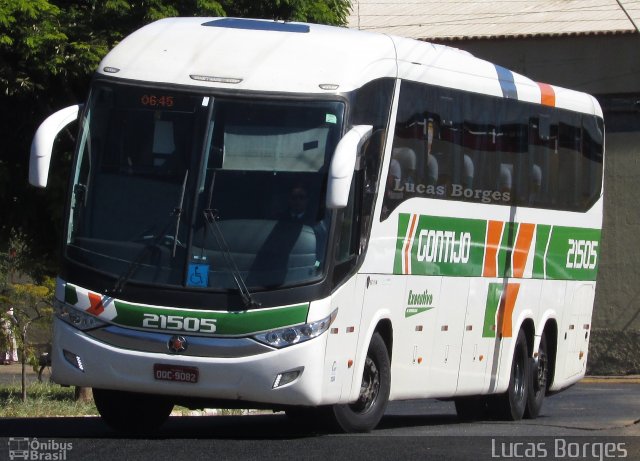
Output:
581 375 640 384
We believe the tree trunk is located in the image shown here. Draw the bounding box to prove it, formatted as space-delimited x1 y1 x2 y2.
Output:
74 386 93 402
20 330 27 402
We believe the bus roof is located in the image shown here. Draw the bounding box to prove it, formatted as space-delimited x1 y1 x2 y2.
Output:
98 17 397 94
97 17 602 117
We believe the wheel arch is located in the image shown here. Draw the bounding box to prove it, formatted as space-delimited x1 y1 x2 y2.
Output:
520 317 536 356
346 312 393 402
374 318 393 363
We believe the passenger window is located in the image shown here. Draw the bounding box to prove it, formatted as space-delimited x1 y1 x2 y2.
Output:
380 80 603 220
581 116 604 209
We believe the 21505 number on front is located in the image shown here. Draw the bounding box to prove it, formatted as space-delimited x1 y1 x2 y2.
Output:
142 314 217 333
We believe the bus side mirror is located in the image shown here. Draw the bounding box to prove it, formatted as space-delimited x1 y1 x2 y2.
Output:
29 104 83 188
326 125 373 209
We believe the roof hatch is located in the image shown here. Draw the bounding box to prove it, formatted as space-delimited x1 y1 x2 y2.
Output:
202 18 310 33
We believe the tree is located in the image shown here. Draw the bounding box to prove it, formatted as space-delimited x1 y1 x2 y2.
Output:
0 0 352 271
0 230 54 401
0 0 351 400
222 0 350 24
5 281 54 402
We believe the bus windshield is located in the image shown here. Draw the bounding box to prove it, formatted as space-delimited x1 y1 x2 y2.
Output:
66 82 344 293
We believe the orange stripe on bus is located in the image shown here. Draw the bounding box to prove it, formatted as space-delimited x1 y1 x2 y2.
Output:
87 292 105 316
498 283 520 338
483 220 504 277
537 82 556 107
403 214 418 274
512 223 535 278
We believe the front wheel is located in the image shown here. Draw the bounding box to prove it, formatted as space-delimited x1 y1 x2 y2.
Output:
331 332 391 432
93 388 174 434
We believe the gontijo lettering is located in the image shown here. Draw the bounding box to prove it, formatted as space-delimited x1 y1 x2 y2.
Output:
416 229 471 264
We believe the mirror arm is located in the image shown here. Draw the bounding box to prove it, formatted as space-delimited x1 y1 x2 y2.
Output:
326 125 373 209
29 104 83 188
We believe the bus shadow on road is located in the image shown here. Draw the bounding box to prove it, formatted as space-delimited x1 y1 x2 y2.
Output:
0 412 466 440
0 414 335 439
377 413 461 430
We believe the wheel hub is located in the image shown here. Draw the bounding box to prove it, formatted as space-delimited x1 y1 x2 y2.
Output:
535 351 548 392
352 356 380 413
514 358 525 400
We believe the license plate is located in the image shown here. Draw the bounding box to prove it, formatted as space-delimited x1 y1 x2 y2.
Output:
153 364 199 383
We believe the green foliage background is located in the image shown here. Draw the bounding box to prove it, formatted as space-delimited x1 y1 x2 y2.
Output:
0 0 351 274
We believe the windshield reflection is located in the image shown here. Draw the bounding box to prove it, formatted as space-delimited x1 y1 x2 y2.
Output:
66 82 344 293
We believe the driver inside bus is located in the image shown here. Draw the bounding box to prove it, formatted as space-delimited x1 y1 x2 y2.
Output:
282 183 327 260
284 183 313 224
249 182 327 286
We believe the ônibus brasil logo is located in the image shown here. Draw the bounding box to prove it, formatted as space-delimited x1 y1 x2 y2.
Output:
8 437 73 460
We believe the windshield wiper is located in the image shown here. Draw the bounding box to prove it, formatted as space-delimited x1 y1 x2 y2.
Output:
201 169 259 308
108 170 189 295
109 222 172 294
202 208 260 308
171 170 189 257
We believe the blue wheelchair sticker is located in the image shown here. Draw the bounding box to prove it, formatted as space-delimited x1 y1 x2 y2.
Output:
187 264 209 287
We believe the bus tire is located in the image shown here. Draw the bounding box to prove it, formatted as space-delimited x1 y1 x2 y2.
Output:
490 329 530 421
525 332 548 419
331 332 390 432
93 388 173 433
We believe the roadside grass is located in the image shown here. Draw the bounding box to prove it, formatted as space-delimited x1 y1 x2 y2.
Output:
0 382 248 418
170 407 248 416
0 382 98 418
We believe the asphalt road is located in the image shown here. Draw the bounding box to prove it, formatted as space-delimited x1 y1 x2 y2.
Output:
0 380 638 461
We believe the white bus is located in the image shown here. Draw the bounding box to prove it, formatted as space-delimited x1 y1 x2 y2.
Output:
30 17 604 433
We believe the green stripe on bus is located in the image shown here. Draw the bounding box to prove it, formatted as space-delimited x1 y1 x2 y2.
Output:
497 222 517 277
112 301 310 335
394 213 600 281
64 284 79 305
533 224 552 278
395 214 487 276
394 213 412 274
544 226 600 281
482 283 502 338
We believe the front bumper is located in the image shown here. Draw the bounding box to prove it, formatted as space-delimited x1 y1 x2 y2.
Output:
51 317 329 406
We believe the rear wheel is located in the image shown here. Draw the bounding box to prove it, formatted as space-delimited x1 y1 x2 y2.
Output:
330 332 391 432
489 329 530 421
93 388 174 434
525 332 548 419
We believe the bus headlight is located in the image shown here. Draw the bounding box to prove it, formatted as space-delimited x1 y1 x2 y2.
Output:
253 309 337 349
54 300 107 331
